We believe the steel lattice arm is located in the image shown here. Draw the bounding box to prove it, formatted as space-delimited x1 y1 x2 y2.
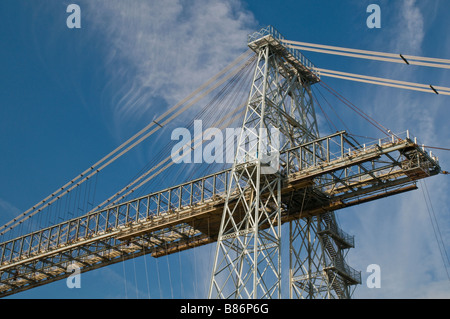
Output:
0 131 441 297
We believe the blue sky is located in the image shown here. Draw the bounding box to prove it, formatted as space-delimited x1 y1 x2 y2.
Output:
1 0 449 299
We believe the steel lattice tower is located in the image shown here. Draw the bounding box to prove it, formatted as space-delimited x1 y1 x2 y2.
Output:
209 26 359 299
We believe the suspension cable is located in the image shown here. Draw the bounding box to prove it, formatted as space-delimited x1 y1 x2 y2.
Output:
0 50 254 236
422 145 450 152
317 68 450 96
100 101 247 210
282 40 450 70
2 55 253 242
420 180 450 282
88 55 255 211
318 80 391 137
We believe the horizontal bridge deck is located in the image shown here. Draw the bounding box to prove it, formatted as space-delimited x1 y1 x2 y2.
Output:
0 131 440 296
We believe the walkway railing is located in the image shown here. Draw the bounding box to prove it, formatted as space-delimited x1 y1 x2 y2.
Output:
247 25 320 78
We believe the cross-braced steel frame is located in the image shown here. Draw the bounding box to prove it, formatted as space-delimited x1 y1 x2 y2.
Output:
209 26 358 299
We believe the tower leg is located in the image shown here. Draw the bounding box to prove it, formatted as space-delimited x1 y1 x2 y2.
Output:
209 45 282 299
209 26 359 299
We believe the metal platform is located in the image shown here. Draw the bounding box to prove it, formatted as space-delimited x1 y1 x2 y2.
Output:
247 25 320 84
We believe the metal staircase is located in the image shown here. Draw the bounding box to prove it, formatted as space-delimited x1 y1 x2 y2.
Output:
318 212 360 298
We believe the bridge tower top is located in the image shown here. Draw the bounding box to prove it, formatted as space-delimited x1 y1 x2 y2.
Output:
247 25 320 84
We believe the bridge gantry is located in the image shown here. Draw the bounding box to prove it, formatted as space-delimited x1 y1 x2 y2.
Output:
0 26 442 298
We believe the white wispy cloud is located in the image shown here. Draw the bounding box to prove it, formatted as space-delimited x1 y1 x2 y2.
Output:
392 0 424 52
0 198 28 242
0 198 21 224
345 0 450 298
82 0 256 129
58 0 257 298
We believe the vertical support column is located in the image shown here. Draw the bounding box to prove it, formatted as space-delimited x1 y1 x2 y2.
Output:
209 45 282 299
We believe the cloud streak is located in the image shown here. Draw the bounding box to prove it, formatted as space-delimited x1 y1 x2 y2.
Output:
345 0 450 298
82 0 256 130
